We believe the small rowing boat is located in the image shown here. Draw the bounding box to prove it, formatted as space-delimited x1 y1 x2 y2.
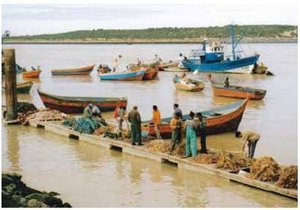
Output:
22 70 41 78
142 99 248 139
17 81 33 93
37 89 127 114
98 69 146 81
51 65 95 75
212 84 266 100
173 75 205 92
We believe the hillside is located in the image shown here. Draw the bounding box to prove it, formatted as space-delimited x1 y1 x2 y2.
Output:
3 25 297 44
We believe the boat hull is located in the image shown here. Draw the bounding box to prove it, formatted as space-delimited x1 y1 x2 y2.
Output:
51 65 94 75
143 68 158 80
212 85 266 100
16 81 33 94
182 55 259 73
22 70 41 78
142 99 248 139
174 82 204 92
99 70 145 81
38 90 127 114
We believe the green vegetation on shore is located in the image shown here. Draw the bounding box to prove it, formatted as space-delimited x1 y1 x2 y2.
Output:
3 25 297 43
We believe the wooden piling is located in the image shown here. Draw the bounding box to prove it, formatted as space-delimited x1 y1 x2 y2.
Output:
3 49 17 121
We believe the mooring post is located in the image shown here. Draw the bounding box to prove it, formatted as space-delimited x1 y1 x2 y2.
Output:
3 49 17 121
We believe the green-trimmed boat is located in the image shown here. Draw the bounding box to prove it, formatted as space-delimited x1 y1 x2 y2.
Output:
37 89 127 114
2 81 33 94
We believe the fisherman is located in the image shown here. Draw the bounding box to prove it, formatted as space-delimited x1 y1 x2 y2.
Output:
116 106 126 140
185 111 197 157
128 106 143 146
195 113 207 153
31 66 36 71
235 130 260 159
169 112 182 154
83 103 93 118
173 103 183 119
112 55 122 71
92 104 101 118
152 105 162 139
224 77 230 88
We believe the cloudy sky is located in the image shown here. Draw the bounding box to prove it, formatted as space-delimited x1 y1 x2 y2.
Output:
2 3 298 36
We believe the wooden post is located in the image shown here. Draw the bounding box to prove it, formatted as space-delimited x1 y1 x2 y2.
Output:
3 49 17 121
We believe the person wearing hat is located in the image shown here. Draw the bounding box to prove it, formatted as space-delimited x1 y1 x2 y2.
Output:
83 103 93 118
127 106 143 146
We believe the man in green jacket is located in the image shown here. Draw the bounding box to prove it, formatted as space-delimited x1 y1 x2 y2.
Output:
128 106 143 146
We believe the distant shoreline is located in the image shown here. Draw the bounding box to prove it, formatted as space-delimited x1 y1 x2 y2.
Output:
3 37 298 45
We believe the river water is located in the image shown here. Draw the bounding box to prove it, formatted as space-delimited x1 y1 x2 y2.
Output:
2 43 298 207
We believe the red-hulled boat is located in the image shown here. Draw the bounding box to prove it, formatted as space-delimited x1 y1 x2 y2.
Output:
142 99 248 139
212 84 266 100
38 89 127 114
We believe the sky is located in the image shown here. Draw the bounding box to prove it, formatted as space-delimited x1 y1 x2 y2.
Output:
2 3 298 36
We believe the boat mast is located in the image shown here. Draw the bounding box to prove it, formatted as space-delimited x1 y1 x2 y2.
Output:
230 24 236 60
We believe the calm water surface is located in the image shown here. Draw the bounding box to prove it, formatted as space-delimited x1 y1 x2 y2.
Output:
2 43 297 207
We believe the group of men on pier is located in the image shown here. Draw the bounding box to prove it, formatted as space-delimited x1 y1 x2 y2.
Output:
83 103 260 158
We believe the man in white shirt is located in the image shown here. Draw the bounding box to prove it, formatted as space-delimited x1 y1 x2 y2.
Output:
236 130 260 158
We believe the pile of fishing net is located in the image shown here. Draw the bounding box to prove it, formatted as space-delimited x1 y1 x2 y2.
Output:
276 165 298 189
172 142 186 156
27 109 68 122
17 107 67 125
94 124 115 136
146 140 171 153
192 153 220 164
216 152 254 172
145 140 185 156
62 117 107 134
16 102 37 113
249 157 281 182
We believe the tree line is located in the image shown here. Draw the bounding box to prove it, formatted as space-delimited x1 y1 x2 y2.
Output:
4 25 297 41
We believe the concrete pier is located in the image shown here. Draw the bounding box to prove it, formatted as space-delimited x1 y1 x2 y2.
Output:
29 120 297 200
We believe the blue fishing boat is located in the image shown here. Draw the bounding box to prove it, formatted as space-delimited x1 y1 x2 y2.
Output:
98 69 146 81
181 25 259 73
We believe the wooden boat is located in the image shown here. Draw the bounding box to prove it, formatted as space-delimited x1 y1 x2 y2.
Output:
143 67 158 80
142 99 248 139
51 65 95 75
98 69 146 81
212 84 266 100
161 61 179 68
22 70 41 78
129 66 158 80
17 81 33 93
37 89 127 114
173 75 205 92
3 81 34 94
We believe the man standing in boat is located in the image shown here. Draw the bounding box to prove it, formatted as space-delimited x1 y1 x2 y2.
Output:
224 77 230 88
128 106 143 146
235 130 260 158
112 55 122 71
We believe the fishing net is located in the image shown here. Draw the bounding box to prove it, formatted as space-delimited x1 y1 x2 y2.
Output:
216 151 254 172
192 153 220 164
62 117 108 134
249 157 280 182
16 102 37 113
146 140 171 153
276 165 297 189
